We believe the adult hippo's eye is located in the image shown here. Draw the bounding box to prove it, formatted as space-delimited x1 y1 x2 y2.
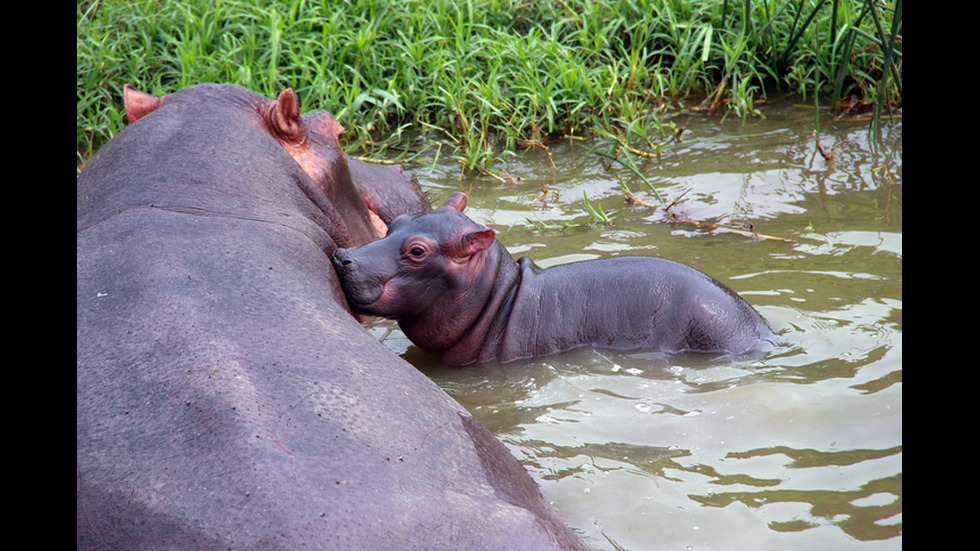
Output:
409 247 425 257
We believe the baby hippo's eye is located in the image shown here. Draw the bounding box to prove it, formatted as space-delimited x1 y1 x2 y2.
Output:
402 241 430 262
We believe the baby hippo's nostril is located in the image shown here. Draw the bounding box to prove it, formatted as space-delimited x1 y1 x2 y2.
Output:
332 248 355 267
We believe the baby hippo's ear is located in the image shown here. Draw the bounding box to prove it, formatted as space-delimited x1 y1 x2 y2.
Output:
456 227 496 259
386 214 410 235
442 192 468 212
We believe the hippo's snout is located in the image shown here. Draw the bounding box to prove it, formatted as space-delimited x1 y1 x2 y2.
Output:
331 247 364 291
331 248 387 311
332 248 356 270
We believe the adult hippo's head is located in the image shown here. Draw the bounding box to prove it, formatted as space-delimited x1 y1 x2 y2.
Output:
122 84 429 244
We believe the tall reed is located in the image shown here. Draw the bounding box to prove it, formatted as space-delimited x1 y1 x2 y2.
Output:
77 0 901 171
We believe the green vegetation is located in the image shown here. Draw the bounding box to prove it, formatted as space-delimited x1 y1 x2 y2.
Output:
77 0 901 173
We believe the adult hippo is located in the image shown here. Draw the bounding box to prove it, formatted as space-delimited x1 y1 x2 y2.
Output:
332 192 775 365
77 83 585 550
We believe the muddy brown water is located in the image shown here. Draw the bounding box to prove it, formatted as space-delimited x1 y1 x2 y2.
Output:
365 102 901 550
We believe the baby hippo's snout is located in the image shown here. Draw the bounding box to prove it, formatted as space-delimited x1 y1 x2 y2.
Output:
331 247 386 311
332 247 370 287
330 246 394 316
332 248 356 269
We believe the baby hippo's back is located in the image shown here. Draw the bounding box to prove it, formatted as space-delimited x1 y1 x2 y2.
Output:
501 256 774 361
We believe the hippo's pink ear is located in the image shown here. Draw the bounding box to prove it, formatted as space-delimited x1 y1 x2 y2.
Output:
457 228 496 258
269 88 307 146
442 192 468 212
123 84 164 124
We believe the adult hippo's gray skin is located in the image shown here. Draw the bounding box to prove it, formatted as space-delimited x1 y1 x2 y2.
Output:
332 192 775 366
77 83 586 550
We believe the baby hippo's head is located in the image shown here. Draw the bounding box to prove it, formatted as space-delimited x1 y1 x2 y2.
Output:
331 192 497 325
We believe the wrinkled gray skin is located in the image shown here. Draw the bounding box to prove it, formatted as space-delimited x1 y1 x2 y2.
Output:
77 83 585 550
333 192 775 366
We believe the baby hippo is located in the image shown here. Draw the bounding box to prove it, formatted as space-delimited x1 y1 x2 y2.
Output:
332 192 774 366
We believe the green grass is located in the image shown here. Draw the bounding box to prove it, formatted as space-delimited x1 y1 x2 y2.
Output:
77 0 901 173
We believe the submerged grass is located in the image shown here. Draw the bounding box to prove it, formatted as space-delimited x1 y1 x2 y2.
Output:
77 0 901 173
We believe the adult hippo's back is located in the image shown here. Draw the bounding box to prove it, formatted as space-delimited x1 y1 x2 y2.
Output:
77 83 585 550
